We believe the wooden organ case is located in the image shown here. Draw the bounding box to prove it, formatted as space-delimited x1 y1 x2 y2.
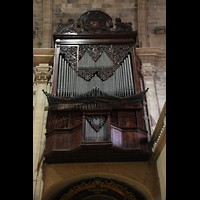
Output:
43 11 151 163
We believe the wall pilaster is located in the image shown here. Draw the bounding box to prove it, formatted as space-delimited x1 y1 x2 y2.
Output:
33 63 52 200
141 63 159 134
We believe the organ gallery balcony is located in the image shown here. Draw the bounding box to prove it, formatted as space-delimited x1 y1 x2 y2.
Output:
43 88 150 163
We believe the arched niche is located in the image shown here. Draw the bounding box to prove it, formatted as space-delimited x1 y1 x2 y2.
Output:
42 172 153 200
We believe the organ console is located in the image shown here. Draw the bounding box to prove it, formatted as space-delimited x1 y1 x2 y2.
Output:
43 11 151 163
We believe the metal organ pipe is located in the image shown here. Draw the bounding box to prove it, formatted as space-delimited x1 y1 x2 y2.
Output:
124 58 130 95
60 58 64 97
56 55 135 97
65 63 69 97
118 64 123 96
57 55 62 96
128 54 134 94
63 60 66 97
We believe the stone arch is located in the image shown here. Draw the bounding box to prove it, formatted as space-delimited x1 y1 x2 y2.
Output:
42 172 153 200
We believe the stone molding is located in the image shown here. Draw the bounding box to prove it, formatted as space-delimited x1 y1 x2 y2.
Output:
136 47 166 66
33 48 54 68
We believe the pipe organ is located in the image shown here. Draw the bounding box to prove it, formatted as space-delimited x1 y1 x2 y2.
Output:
56 50 135 97
43 11 151 163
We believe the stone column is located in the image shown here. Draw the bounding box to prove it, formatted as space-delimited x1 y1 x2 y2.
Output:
33 64 52 200
141 63 159 134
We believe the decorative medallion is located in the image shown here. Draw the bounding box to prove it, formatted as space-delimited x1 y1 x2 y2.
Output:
77 11 113 33
86 116 107 132
91 20 100 29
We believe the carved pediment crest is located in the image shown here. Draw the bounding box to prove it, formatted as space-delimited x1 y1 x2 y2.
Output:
54 11 134 35
77 10 113 33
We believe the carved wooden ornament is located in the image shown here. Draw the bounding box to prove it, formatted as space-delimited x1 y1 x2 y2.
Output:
86 116 107 132
60 177 137 200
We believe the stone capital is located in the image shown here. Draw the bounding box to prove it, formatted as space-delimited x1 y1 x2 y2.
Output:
33 63 53 84
141 63 156 78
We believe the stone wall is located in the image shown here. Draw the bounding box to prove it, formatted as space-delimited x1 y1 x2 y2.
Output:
146 0 166 48
52 0 138 30
51 0 138 47
33 0 166 48
42 161 161 200
33 0 43 48
33 0 139 48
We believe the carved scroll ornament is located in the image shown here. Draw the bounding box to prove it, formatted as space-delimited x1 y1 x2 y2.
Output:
56 18 76 34
55 11 133 34
60 177 137 200
113 18 133 32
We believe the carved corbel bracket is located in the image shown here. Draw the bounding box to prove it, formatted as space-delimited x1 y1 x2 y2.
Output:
33 64 53 83
140 64 156 78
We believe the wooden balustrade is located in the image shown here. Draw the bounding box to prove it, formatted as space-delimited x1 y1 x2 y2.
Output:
150 102 166 153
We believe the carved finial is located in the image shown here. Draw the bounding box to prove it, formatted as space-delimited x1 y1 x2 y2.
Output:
113 18 133 32
56 18 76 33
33 64 53 83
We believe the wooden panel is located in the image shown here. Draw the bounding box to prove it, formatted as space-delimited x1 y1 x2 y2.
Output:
138 131 148 151
70 127 82 149
137 110 144 129
64 132 71 150
56 38 135 45
126 131 138 149
45 134 55 153
118 111 123 126
55 133 65 150
69 112 74 128
123 110 137 127
110 111 118 125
